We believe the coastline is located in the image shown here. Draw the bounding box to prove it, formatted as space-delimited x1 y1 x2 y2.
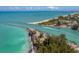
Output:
27 28 79 53
28 18 51 24
28 12 78 24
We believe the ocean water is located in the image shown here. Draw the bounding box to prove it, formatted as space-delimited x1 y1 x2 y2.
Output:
0 24 31 52
0 11 76 23
0 11 78 52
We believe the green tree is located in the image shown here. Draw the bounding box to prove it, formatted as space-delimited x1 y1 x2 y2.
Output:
34 34 76 53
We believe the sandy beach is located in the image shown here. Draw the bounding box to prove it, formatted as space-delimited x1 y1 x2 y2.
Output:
28 18 52 24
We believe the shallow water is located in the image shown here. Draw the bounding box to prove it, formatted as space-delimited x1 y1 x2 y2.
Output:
15 24 79 45
0 24 31 52
0 22 79 52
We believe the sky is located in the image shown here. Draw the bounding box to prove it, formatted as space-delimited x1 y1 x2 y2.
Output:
0 6 79 11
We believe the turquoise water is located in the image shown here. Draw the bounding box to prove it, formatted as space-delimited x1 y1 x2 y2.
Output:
28 25 79 45
0 24 31 52
0 11 79 52
11 24 79 45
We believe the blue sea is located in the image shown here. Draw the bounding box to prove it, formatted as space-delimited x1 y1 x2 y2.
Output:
0 11 78 52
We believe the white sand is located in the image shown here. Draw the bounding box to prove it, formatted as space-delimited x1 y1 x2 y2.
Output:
28 18 52 24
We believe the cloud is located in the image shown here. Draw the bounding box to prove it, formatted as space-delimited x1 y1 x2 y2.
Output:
9 6 22 10
9 6 59 10
0 6 59 11
48 6 58 10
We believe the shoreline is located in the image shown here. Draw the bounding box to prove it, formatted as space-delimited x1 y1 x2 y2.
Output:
28 12 78 24
28 18 51 24
27 28 79 53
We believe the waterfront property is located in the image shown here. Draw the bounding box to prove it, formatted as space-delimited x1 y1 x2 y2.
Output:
39 13 79 30
0 6 79 53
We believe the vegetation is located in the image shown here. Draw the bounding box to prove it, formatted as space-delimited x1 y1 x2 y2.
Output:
34 34 76 53
38 14 79 29
39 19 56 25
38 13 79 32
